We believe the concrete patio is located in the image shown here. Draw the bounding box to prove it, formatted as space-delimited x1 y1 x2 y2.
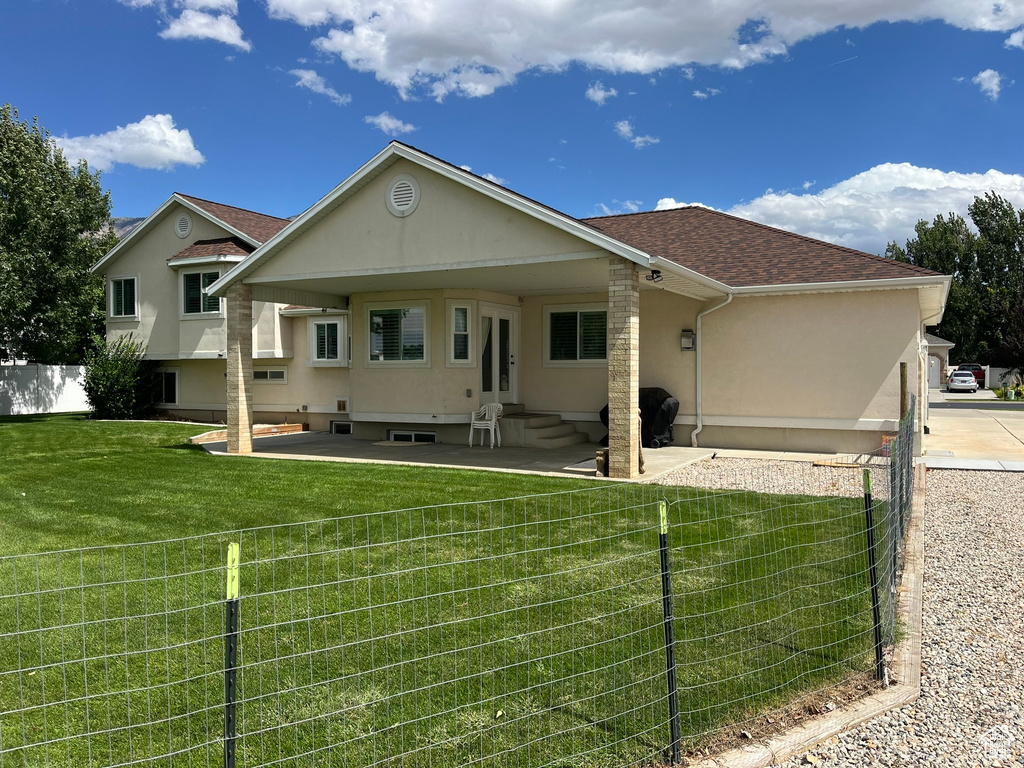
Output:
201 430 718 479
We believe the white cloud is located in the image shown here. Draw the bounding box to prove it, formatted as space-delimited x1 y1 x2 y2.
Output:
364 112 417 135
595 199 643 215
179 0 237 10
1006 28 1024 48
263 0 1024 99
160 10 251 50
55 114 205 172
289 69 351 106
693 87 721 99
972 68 1002 100
802 180 816 190
615 120 659 149
721 163 1024 253
459 165 506 185
655 198 713 210
585 82 618 105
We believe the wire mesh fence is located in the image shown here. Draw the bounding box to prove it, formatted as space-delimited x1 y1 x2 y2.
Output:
0 399 918 767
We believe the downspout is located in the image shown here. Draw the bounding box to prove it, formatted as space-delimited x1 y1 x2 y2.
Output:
690 294 734 447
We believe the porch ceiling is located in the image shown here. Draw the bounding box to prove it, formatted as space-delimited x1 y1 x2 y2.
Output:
245 254 727 304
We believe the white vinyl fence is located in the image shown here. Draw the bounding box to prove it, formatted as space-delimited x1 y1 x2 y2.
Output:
0 363 89 416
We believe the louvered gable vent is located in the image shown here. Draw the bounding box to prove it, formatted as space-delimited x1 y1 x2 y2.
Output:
175 213 192 238
386 175 420 217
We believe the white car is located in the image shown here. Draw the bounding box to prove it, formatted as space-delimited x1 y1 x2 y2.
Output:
947 370 978 393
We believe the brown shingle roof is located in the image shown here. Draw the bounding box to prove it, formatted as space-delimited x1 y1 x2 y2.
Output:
581 207 940 288
168 237 254 262
176 194 290 244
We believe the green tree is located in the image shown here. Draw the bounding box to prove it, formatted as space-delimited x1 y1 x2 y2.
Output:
83 334 159 419
886 193 1024 365
0 104 118 364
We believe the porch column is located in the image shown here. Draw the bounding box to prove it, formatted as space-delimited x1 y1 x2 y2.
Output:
608 256 640 479
226 282 253 454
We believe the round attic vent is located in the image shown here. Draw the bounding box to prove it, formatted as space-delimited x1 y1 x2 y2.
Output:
386 174 420 217
175 212 192 238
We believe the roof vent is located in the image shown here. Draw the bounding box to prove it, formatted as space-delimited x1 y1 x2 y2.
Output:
175 212 192 238
386 174 420 217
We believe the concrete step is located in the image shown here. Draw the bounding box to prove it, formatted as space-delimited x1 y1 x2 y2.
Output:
536 432 588 449
532 423 577 439
501 403 526 415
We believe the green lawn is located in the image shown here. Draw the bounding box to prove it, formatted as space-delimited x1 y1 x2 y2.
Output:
0 415 877 768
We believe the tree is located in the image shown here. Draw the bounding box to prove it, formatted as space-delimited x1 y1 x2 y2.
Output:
0 104 118 364
83 334 160 419
886 192 1024 365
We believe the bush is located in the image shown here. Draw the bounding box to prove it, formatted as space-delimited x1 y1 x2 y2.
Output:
83 334 160 419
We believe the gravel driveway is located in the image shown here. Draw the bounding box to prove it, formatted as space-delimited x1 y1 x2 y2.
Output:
778 469 1024 767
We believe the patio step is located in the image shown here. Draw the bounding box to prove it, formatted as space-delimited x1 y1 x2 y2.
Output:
531 423 577 439
501 403 526 415
536 432 589 449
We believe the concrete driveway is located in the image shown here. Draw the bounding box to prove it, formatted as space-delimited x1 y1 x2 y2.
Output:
925 389 1024 469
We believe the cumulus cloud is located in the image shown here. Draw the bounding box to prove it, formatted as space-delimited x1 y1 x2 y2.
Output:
1007 28 1024 47
55 114 205 172
289 69 351 105
721 163 1024 253
615 120 659 149
160 9 251 50
179 0 237 9
972 68 1002 100
364 112 417 135
262 0 1024 99
459 165 506 185
586 82 618 105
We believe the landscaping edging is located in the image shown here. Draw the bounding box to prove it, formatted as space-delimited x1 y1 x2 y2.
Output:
692 462 926 768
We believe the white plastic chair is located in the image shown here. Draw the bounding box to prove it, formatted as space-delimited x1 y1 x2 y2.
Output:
469 403 503 448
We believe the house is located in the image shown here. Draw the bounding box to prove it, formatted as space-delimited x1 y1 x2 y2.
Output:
92 142 950 479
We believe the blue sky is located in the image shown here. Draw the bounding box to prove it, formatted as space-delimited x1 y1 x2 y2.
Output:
3 0 1023 254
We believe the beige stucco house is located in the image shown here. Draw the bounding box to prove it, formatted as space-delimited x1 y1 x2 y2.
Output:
92 142 950 478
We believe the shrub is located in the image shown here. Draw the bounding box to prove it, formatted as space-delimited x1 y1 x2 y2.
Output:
83 334 160 419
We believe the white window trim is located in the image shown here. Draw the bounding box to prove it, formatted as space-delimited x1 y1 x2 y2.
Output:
156 366 179 407
308 317 349 368
366 300 430 368
179 269 224 320
253 367 288 384
108 275 140 321
542 302 608 368
446 299 475 368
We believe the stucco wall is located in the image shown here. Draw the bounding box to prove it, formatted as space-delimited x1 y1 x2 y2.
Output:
253 159 595 280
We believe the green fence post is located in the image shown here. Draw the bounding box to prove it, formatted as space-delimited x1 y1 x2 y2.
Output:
224 542 241 768
657 501 682 764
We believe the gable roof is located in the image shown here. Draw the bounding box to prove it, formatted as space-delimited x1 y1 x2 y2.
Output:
167 237 254 262
208 141 731 300
91 194 289 274
925 333 955 348
581 207 941 288
175 195 290 244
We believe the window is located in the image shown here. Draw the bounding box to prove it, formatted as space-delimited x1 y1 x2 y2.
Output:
183 271 220 315
446 301 475 366
157 369 178 406
388 430 436 443
110 277 137 318
547 308 607 362
453 307 470 361
369 306 427 363
307 316 348 367
253 368 287 383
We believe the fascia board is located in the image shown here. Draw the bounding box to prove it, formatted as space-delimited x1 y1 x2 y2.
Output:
648 257 732 295
730 275 951 296
210 143 668 297
166 255 246 269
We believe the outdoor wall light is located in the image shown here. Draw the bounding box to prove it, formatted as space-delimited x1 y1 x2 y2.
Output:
646 269 664 283
680 329 695 351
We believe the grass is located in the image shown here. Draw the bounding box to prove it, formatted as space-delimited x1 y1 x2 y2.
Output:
0 415 880 768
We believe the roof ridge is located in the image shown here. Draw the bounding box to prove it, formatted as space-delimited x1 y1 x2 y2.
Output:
175 193 290 223
582 208 701 222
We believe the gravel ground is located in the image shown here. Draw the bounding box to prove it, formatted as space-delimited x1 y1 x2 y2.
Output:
652 457 867 498
775 469 1024 768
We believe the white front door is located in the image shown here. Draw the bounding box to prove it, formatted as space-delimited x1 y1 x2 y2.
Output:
480 304 519 405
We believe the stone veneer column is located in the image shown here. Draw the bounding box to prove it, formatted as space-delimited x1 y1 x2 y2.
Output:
607 256 640 479
226 282 254 454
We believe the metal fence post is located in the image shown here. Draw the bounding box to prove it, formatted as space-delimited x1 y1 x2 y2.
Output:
224 542 241 768
861 470 885 682
657 501 682 764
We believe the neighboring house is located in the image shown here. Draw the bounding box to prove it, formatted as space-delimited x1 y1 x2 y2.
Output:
925 333 955 389
93 142 950 478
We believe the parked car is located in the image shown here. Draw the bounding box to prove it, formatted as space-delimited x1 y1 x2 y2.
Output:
948 370 979 393
956 363 986 388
